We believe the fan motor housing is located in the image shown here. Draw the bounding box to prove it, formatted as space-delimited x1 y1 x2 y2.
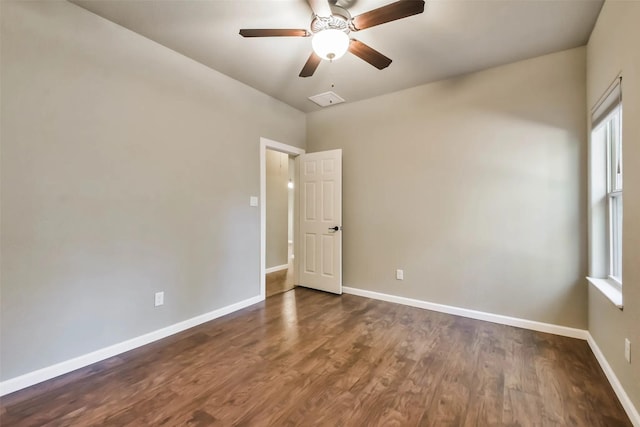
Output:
310 5 351 34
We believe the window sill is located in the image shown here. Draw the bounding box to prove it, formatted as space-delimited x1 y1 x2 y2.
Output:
587 277 623 310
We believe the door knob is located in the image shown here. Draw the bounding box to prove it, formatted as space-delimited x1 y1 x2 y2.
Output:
329 226 341 232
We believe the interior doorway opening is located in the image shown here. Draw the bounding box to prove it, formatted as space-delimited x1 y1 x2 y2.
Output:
259 138 305 300
265 149 295 297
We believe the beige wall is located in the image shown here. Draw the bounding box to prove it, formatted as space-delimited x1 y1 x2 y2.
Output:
308 47 588 329
0 1 305 380
4 0 636 411
587 0 640 411
266 150 289 268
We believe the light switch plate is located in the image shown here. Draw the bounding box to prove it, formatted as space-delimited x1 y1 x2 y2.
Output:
625 338 631 363
250 196 259 207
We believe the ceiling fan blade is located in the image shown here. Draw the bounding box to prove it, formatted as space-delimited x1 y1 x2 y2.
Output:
351 0 425 31
299 52 322 77
239 29 310 37
306 0 332 17
348 39 392 70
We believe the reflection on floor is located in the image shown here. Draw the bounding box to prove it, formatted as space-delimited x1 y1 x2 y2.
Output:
266 267 294 297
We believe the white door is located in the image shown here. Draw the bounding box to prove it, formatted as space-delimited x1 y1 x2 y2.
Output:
298 149 342 294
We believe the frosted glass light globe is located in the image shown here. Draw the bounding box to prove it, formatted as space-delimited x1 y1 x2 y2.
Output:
312 29 349 61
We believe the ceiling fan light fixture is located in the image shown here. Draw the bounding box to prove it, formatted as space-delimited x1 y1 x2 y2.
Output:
312 29 349 61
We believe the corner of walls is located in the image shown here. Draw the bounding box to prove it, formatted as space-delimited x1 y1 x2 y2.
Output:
307 47 589 331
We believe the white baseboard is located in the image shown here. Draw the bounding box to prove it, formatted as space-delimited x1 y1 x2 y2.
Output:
0 295 263 396
587 334 640 426
342 287 589 340
265 264 288 274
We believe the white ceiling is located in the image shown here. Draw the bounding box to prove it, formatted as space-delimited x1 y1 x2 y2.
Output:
71 0 603 113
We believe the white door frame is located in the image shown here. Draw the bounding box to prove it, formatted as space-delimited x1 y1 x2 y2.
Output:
260 137 305 300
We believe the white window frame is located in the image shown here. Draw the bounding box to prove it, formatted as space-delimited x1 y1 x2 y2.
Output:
603 106 622 286
587 75 623 309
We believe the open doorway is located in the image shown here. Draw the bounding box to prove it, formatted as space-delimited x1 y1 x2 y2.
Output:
265 149 294 297
259 138 305 300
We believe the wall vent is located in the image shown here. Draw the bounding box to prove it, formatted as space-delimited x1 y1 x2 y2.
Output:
308 91 345 107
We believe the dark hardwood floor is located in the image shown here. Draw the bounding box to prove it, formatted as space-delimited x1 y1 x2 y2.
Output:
0 288 631 426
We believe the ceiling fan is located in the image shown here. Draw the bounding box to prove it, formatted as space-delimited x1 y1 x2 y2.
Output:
239 0 425 77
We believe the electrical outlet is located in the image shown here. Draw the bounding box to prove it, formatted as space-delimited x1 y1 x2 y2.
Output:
396 269 404 280
625 338 631 363
155 291 164 307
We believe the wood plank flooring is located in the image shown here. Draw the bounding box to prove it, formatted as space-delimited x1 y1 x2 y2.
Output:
0 288 632 426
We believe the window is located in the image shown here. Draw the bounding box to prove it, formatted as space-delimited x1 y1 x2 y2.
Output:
603 106 622 284
588 76 622 307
